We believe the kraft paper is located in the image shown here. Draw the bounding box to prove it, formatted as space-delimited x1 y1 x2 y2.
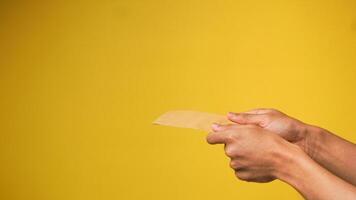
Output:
153 110 233 131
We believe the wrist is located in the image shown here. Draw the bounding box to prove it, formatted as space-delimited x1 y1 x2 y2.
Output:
272 143 314 193
274 138 356 200
272 142 303 179
295 123 324 160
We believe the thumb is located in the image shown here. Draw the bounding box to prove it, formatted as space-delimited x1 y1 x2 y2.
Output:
227 112 268 127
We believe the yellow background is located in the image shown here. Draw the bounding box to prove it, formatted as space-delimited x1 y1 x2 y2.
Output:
1 0 356 199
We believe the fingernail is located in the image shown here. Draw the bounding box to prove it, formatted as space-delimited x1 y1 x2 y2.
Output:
211 123 220 131
228 112 236 117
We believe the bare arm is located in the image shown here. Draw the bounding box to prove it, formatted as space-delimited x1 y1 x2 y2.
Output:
277 143 356 200
207 123 356 200
303 125 356 186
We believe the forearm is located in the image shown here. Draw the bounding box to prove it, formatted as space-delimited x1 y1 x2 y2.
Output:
302 125 356 185
276 144 356 200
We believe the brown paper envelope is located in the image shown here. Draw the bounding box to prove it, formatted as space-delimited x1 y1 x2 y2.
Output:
153 110 234 132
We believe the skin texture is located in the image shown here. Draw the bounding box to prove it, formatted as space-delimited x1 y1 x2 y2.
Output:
227 109 310 155
207 124 290 183
227 108 356 186
206 108 356 200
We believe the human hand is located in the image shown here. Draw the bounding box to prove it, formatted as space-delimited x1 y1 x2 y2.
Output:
227 108 314 158
206 123 299 183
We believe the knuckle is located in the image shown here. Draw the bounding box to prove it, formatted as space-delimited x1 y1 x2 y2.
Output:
258 117 269 127
235 171 251 181
206 134 214 144
226 134 236 143
225 147 236 157
229 160 237 169
230 160 243 169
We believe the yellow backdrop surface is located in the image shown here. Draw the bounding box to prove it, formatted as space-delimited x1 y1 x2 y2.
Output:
1 0 356 199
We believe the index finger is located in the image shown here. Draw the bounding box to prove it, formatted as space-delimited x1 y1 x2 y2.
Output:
206 131 231 145
211 123 239 132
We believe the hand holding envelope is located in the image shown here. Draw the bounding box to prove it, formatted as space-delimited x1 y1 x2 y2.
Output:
153 109 356 200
